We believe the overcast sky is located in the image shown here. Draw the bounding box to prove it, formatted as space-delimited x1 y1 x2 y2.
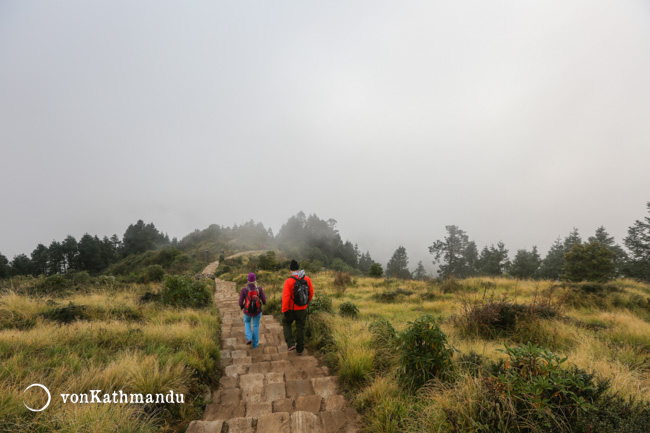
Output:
1 1 649 272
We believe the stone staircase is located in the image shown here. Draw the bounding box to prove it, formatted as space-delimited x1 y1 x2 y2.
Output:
187 266 361 433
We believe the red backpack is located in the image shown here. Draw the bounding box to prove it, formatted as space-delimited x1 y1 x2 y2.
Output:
244 286 261 315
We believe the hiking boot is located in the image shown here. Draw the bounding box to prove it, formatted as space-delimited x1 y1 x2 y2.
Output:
246 340 252 345
288 345 296 352
297 351 303 356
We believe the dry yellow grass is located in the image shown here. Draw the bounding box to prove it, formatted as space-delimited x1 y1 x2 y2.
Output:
300 271 650 432
0 284 220 432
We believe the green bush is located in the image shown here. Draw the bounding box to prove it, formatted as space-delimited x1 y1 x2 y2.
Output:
333 272 352 296
161 275 213 308
440 276 464 293
41 302 88 323
71 271 91 285
398 314 454 390
455 298 560 339
309 294 334 314
374 287 413 303
108 306 143 321
368 263 383 278
215 265 231 277
263 296 282 318
258 251 277 271
95 275 116 288
475 343 607 433
338 301 359 318
144 264 165 282
40 274 71 292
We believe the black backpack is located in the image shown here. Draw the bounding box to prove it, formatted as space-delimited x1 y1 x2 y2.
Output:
291 276 310 307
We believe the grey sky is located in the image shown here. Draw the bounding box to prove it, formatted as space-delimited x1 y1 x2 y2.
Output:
1 1 649 272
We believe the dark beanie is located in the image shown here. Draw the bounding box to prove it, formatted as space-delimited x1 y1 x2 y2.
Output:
290 260 299 271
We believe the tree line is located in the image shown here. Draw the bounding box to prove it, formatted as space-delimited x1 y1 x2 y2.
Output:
383 202 650 282
0 220 170 278
2 203 649 282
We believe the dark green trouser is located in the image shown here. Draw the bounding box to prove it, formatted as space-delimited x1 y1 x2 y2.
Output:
283 309 308 353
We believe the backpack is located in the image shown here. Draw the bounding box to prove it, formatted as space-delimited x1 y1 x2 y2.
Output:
291 276 310 307
244 287 261 315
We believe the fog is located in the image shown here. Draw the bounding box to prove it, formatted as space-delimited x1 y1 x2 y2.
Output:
1 1 649 272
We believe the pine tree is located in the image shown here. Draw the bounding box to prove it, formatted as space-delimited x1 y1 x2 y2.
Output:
386 246 411 279
477 242 510 276
540 238 565 280
623 202 650 281
368 263 383 278
510 246 541 279
30 244 49 276
565 241 615 282
429 225 472 278
413 261 427 280
0 252 10 278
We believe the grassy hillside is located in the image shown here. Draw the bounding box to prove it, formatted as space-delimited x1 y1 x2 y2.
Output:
224 263 650 433
0 278 220 432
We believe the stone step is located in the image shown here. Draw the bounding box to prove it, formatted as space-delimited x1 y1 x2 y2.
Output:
190 269 361 433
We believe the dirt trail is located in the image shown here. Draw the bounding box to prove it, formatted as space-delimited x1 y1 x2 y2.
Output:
187 261 361 433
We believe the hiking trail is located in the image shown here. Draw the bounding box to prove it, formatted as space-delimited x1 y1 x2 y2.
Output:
187 259 361 433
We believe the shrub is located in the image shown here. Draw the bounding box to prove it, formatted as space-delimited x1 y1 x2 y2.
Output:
333 272 352 296
258 251 277 271
330 258 352 272
455 297 560 339
263 296 282 318
303 260 324 274
215 265 231 277
565 241 616 282
398 314 455 390
309 294 334 314
170 254 191 273
476 343 606 433
440 277 463 293
161 275 213 308
96 275 116 287
583 394 650 433
374 287 413 303
41 302 88 323
71 271 91 285
368 263 383 278
40 274 71 292
109 306 143 321
139 291 161 303
339 301 359 318
144 265 165 282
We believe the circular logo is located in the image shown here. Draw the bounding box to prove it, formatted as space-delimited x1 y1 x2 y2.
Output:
23 384 51 412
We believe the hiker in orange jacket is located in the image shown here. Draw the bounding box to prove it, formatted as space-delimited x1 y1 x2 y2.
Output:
282 260 314 355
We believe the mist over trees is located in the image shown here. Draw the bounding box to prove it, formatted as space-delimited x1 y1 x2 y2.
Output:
276 211 378 273
2 202 650 282
427 216 649 283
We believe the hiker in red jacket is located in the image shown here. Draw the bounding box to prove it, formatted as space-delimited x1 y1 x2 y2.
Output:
282 260 314 355
239 273 266 348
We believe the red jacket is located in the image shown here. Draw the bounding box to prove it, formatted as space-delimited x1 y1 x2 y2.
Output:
282 272 314 313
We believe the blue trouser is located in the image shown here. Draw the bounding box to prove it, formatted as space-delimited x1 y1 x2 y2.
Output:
244 313 261 348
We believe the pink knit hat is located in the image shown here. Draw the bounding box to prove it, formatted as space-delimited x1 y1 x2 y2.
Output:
247 273 256 282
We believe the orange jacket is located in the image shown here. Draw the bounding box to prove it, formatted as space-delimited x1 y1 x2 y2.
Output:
282 273 314 313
